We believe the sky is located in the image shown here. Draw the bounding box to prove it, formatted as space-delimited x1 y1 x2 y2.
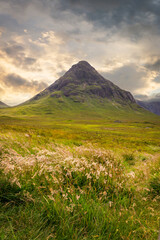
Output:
0 0 160 105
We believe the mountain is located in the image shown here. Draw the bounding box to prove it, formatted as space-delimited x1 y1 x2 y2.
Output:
29 61 135 104
1 61 158 122
0 101 8 108
137 99 160 116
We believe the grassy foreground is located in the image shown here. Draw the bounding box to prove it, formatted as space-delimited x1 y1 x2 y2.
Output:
0 120 160 239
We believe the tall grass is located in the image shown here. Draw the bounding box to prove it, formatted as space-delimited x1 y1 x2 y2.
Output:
0 138 159 239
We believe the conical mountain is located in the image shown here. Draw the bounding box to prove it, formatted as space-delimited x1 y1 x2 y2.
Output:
3 61 158 121
30 61 135 104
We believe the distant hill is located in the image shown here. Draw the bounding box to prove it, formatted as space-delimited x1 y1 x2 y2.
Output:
0 101 8 108
0 61 159 122
137 99 160 116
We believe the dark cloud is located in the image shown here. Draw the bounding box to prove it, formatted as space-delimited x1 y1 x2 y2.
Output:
62 0 152 14
0 14 21 32
2 43 37 69
145 59 160 71
155 93 160 99
101 64 148 92
3 44 24 56
4 74 48 91
60 0 160 30
1 0 160 43
0 0 33 8
2 0 160 27
23 57 37 65
153 74 160 83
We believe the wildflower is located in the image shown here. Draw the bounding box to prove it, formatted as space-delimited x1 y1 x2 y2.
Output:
48 195 55 201
49 188 54 195
23 191 34 202
62 193 68 200
103 191 107 196
16 181 21 188
127 171 135 178
86 173 92 179
66 206 71 212
25 134 30 137
109 201 113 207
76 195 80 200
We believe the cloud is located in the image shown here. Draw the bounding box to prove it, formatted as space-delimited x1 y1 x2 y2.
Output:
145 59 160 71
0 28 79 104
152 74 160 83
2 0 160 32
101 64 149 93
2 43 37 69
57 0 160 40
3 73 48 92
0 86 5 95
134 92 160 102
3 44 24 56
0 0 160 105
0 0 33 12
134 94 149 101
155 92 160 98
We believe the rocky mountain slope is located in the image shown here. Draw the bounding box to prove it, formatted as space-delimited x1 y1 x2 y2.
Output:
29 61 135 104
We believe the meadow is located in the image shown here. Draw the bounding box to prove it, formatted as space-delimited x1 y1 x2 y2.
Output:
0 117 160 239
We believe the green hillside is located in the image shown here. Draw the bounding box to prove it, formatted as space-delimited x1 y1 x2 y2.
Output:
0 94 158 122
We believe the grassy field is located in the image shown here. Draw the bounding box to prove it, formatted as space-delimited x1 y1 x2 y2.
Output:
0 116 160 239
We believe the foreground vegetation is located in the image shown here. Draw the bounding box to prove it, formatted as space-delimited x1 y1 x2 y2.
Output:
0 119 160 239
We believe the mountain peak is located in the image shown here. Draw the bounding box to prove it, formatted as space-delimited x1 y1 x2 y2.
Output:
73 60 93 68
76 60 91 65
67 60 97 76
30 60 136 104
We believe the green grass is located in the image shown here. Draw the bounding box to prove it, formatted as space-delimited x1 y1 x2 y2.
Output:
0 97 159 239
0 118 159 239
1 93 159 122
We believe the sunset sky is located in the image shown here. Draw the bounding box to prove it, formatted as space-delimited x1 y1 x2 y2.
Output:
0 0 160 105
